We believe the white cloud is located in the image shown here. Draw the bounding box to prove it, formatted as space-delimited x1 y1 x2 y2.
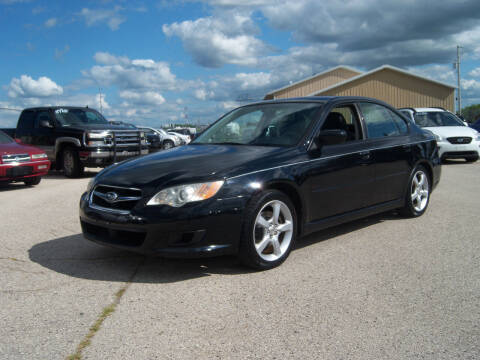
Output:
83 52 177 90
163 12 269 67
119 90 166 106
44 17 57 28
8 75 63 98
469 68 480 77
79 6 126 31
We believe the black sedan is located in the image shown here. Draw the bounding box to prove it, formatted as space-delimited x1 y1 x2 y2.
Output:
80 96 441 269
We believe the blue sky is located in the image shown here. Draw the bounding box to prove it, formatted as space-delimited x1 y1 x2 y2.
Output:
1 0 480 127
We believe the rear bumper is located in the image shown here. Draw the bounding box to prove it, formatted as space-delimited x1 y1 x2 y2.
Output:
0 159 50 182
79 191 246 258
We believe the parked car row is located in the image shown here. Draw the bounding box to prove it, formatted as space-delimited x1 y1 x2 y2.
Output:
0 130 50 186
399 107 480 162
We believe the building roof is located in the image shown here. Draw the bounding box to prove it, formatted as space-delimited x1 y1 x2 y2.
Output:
308 65 456 97
264 65 362 98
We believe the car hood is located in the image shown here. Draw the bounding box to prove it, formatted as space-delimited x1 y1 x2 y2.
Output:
423 126 478 138
0 142 44 156
96 144 294 190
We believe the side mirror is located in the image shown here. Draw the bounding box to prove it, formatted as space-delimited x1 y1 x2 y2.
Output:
316 129 348 146
40 119 54 128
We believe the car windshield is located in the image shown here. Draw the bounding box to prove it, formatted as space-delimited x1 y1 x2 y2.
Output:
193 102 323 147
0 131 13 144
54 108 108 126
414 111 464 127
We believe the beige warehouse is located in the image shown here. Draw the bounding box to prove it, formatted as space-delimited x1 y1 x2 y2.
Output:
264 65 456 111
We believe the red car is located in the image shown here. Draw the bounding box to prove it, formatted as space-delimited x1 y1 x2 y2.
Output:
0 130 50 186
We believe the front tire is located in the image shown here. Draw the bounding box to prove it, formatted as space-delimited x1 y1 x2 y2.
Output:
62 147 84 178
238 190 297 270
399 165 430 217
24 177 41 186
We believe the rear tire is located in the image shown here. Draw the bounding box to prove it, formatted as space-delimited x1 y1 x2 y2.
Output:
238 190 297 270
24 177 41 186
62 147 84 178
399 165 430 217
163 140 174 150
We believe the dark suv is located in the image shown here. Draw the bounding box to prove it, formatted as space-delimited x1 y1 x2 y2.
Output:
13 107 148 177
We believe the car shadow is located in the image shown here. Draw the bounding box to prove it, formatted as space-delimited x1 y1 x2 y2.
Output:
44 169 99 179
28 211 397 284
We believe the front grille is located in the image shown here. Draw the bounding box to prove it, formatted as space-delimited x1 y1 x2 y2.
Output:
81 221 145 247
6 166 33 177
112 131 142 148
2 153 30 164
90 184 142 212
447 136 472 144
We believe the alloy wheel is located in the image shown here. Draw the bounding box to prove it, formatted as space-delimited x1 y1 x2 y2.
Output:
411 170 429 212
63 150 74 174
253 200 293 262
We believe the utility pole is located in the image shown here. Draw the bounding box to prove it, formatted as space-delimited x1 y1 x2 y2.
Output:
454 45 462 115
99 88 103 113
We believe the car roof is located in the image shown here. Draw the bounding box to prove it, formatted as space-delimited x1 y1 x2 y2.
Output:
398 107 448 113
247 96 394 107
23 106 100 112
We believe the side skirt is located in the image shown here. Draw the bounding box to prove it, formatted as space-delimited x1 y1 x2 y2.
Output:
302 199 404 236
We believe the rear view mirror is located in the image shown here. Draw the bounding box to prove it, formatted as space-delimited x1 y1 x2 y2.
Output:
40 119 54 128
316 129 347 146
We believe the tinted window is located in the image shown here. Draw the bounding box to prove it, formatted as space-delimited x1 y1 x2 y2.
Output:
413 111 464 127
388 109 408 134
321 105 362 141
54 108 108 126
34 111 52 128
194 102 323 147
17 110 35 129
359 103 400 138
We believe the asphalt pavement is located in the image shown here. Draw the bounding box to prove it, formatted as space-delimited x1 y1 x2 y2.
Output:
0 162 479 359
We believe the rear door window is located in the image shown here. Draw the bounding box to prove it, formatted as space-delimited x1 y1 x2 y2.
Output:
358 103 400 138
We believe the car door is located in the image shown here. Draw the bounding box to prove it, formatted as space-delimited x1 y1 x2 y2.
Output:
32 110 56 159
357 102 412 204
304 103 376 223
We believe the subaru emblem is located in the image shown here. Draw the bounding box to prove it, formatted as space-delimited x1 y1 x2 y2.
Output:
105 192 118 203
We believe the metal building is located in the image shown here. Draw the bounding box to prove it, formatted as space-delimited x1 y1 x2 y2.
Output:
264 65 456 111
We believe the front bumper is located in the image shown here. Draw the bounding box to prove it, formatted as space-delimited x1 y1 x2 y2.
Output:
79 148 149 167
437 141 480 159
0 159 50 182
79 191 246 257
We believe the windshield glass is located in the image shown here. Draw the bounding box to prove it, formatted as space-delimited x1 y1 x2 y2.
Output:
54 108 108 126
0 131 13 144
193 102 323 147
414 111 464 127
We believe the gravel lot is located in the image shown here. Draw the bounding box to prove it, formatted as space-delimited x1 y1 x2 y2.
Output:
0 161 479 360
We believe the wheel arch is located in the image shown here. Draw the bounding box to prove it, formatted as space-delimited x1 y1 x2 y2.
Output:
55 138 81 169
264 180 304 236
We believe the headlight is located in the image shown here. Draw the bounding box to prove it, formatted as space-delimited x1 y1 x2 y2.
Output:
31 153 47 159
147 180 224 207
87 131 109 139
434 134 443 142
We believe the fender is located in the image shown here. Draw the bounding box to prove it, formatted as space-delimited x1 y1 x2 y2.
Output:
55 137 81 157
